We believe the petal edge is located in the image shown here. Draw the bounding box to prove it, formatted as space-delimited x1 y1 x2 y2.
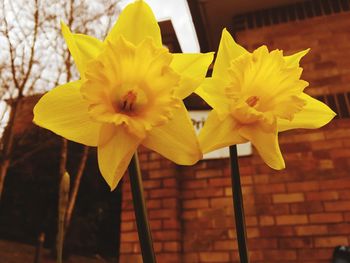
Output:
33 81 101 146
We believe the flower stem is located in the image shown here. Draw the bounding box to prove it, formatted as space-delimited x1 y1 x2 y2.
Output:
229 145 250 263
57 172 70 263
128 152 157 263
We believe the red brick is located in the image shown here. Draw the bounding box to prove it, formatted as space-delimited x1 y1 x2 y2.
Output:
163 219 180 230
196 188 224 198
324 201 350 212
331 148 350 158
163 242 180 252
157 253 181 263
247 227 260 238
309 213 343 223
120 243 134 253
256 203 290 215
241 175 253 185
161 198 178 208
287 181 320 192
254 174 270 184
314 236 349 248
182 210 197 220
147 199 162 209
162 178 177 187
260 226 294 237
122 211 135 221
183 253 198 262
246 216 258 226
148 169 175 179
255 183 286 194
144 161 161 170
149 188 177 199
259 215 275 226
297 248 333 260
121 232 139 242
153 230 180 241
263 250 297 261
183 199 209 209
249 238 278 249
213 240 237 251
199 252 230 262
210 197 232 208
325 129 350 139
276 215 308 225
345 212 350 221
183 179 208 189
328 223 350 235
295 225 328 236
149 209 175 219
209 178 231 187
273 193 305 203
121 221 135 232
306 191 339 201
196 169 223 179
293 132 325 142
279 237 313 248
291 201 324 214
143 180 161 189
320 178 350 191
339 190 350 200
224 187 232 197
311 139 342 150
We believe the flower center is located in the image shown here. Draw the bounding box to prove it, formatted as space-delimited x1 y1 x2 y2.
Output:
120 91 137 112
246 96 259 107
81 37 181 137
115 87 149 114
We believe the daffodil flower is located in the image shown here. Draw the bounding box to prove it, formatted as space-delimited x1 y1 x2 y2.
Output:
33 0 213 190
196 29 335 170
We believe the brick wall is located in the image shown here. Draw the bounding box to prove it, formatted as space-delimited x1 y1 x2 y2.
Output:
119 11 350 263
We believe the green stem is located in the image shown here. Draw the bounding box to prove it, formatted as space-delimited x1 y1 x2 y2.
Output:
128 152 157 263
57 172 70 263
229 145 249 263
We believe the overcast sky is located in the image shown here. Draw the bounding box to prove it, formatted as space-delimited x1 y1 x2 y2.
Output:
118 0 200 52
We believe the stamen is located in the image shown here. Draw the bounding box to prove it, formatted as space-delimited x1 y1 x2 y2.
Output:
121 90 137 111
246 96 259 107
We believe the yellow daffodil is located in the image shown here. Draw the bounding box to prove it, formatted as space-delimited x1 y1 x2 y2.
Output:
33 0 213 190
196 29 335 170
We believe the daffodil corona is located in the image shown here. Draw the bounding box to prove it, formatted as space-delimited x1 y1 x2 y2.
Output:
33 1 213 190
196 29 335 170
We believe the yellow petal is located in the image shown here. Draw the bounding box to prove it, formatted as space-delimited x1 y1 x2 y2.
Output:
98 124 141 190
171 52 214 99
105 0 161 47
278 93 336 132
284 48 310 68
198 110 246 153
213 28 248 80
195 78 231 115
61 22 103 76
239 125 285 170
142 103 202 165
33 81 101 146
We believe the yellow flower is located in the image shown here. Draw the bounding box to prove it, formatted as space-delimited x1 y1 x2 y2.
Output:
196 29 335 170
33 0 213 190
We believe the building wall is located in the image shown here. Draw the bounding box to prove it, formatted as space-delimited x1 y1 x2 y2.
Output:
119 11 350 263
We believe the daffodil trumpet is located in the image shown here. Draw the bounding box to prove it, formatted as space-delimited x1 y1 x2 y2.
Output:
196 29 335 263
33 1 213 262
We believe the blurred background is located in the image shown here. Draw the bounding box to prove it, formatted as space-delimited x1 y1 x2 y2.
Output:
0 0 350 262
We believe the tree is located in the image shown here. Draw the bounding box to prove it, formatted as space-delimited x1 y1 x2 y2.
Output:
0 0 119 200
